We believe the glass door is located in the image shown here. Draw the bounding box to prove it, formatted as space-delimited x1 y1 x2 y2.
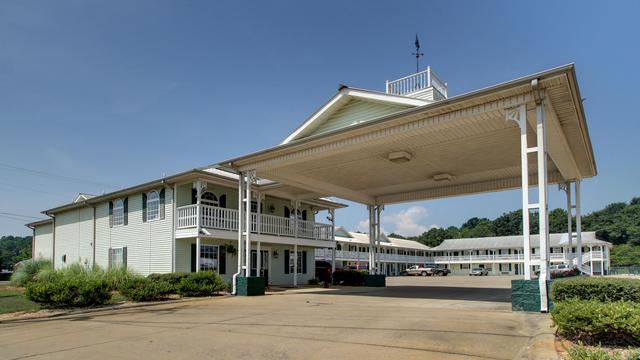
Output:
250 250 269 278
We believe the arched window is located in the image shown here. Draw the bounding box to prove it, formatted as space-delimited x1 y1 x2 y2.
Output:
113 199 124 226
146 191 160 221
201 192 219 207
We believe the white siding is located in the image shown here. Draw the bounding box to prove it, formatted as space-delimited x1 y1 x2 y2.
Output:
308 99 410 138
33 223 53 260
54 208 93 268
93 188 174 276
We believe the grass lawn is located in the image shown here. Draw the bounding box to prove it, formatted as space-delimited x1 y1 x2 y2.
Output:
0 284 40 314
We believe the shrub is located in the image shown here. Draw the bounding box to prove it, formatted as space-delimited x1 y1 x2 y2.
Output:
148 272 190 292
552 299 640 346
10 259 52 287
25 267 111 307
332 269 367 286
119 277 172 302
551 276 640 303
177 271 227 297
566 344 640 360
102 267 138 291
308 278 319 286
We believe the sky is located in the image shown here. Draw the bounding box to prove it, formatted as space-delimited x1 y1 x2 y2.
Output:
1 0 639 236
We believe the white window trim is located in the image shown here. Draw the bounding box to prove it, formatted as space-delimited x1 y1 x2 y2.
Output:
199 244 219 272
110 247 125 268
201 192 219 207
147 190 160 222
113 199 125 227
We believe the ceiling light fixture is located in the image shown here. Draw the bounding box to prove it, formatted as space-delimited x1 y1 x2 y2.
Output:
388 151 412 164
433 173 453 182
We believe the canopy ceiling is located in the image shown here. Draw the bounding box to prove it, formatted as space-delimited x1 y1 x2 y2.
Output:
223 64 596 205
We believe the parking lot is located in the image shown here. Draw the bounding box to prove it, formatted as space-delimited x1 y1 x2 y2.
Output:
0 275 556 360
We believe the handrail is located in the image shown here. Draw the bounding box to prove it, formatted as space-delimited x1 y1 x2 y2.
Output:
177 204 333 241
386 67 448 97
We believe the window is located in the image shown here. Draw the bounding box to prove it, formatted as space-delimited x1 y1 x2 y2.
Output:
146 191 160 221
113 199 124 226
200 245 219 272
109 247 126 268
289 251 303 273
284 250 307 274
201 192 219 207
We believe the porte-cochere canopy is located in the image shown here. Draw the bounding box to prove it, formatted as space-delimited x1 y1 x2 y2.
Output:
221 64 596 206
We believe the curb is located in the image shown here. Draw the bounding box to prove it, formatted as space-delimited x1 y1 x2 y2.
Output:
0 294 231 324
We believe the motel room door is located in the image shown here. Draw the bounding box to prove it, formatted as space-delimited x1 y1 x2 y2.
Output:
251 250 270 284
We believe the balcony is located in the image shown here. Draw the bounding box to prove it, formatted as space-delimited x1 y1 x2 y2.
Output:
315 250 606 264
177 204 333 241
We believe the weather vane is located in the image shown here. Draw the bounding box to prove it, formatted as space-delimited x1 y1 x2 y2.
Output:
412 34 424 73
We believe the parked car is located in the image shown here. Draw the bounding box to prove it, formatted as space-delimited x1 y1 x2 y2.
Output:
534 264 576 278
469 268 489 276
401 265 433 276
431 266 451 276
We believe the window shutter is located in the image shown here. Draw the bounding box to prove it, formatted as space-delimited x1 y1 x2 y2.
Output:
123 247 128 269
284 206 290 219
123 198 128 225
190 243 197 272
142 193 147 222
159 189 166 220
302 251 307 274
219 247 226 274
191 188 197 204
109 202 114 228
219 194 226 208
108 247 113 268
284 250 289 274
302 210 307 221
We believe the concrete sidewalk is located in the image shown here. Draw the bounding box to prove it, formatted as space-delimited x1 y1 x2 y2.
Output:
0 276 557 360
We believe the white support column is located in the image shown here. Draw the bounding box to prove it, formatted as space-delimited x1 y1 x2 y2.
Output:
575 179 583 270
329 209 336 273
245 170 255 278
507 104 532 280
367 205 375 273
195 180 202 273
237 173 245 277
375 205 383 274
600 246 604 275
537 98 551 312
293 244 298 287
565 182 573 265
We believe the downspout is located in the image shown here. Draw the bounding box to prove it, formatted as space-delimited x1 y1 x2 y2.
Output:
30 225 35 260
51 215 56 268
92 205 96 268
232 172 244 295
172 183 177 273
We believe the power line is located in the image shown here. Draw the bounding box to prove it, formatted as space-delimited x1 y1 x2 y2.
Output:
0 212 43 220
0 162 118 189
0 181 63 197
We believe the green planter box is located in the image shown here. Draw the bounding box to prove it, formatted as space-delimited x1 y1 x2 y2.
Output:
364 274 386 287
236 276 265 296
511 279 553 312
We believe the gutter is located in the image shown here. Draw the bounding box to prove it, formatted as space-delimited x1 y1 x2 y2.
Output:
220 64 582 167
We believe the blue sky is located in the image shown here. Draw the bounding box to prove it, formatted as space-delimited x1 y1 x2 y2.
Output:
1 0 639 236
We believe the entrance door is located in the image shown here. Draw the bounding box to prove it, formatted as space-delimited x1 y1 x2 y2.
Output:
250 250 269 279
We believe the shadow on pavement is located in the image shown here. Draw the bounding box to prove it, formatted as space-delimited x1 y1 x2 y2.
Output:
304 286 511 303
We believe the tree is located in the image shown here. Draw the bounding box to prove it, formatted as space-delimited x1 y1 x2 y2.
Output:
387 233 406 239
0 236 32 270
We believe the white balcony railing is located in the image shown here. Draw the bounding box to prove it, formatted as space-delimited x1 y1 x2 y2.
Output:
385 67 448 97
177 204 333 241
315 250 607 264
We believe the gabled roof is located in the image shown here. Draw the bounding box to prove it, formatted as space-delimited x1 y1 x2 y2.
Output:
335 229 431 251
281 86 428 144
431 232 610 251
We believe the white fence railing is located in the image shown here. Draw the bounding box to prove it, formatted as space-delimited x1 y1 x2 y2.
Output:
315 249 606 264
385 67 448 97
178 205 333 241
